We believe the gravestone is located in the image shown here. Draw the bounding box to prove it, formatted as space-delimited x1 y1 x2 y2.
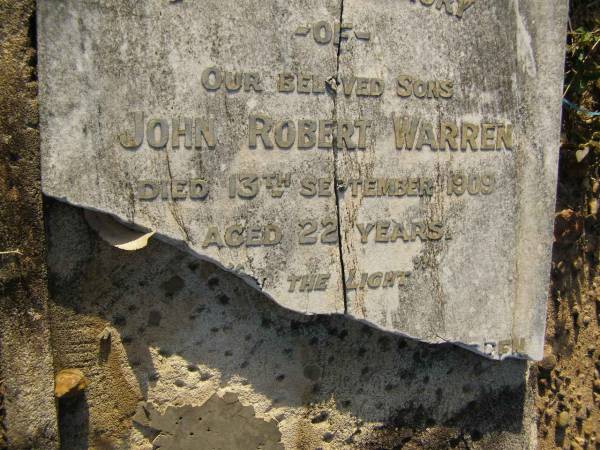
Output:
38 0 568 360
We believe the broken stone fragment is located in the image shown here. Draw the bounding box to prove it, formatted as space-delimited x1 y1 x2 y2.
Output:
133 394 283 449
97 327 112 341
84 210 155 251
54 369 87 399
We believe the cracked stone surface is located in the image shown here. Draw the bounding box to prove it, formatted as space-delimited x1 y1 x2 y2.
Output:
38 0 568 359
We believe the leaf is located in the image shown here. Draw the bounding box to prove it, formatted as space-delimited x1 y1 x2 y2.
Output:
589 198 599 216
576 146 590 162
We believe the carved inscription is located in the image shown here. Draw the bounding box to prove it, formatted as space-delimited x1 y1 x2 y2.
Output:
138 179 209 200
119 113 215 150
294 22 371 45
115 4 514 298
120 112 513 153
396 75 454 99
197 220 449 248
136 173 497 201
409 0 477 19
393 116 513 151
248 115 372 150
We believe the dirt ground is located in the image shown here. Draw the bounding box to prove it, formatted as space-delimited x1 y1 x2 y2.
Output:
538 159 600 450
0 382 5 449
0 0 57 447
534 2 600 448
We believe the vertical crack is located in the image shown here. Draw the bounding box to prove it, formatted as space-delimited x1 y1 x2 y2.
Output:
164 150 193 243
332 0 348 314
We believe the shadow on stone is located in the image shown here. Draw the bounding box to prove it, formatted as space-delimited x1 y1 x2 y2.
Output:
57 394 90 450
46 200 528 447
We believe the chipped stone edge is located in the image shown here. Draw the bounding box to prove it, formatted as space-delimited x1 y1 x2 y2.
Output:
43 191 536 361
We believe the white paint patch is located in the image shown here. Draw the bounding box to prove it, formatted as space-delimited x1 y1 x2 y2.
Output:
514 0 537 77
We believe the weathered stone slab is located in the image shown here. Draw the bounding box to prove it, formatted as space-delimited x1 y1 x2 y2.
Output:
38 0 568 359
334 0 568 359
38 0 345 315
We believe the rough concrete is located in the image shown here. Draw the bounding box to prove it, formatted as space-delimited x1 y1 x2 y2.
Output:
46 199 535 449
38 0 568 360
0 1 58 448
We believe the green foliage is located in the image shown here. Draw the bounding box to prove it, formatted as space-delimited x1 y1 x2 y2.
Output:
563 0 600 165
565 26 600 100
